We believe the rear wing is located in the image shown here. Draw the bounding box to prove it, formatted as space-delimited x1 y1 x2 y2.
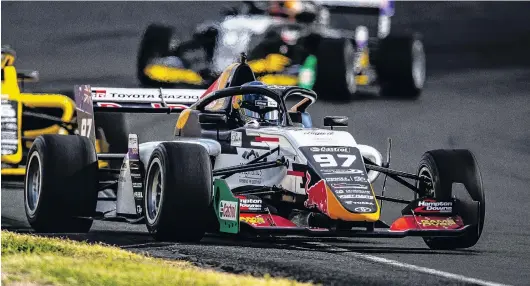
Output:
314 0 394 38
74 85 206 145
89 86 207 113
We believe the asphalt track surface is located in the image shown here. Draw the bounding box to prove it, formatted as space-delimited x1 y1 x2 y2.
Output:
2 2 530 286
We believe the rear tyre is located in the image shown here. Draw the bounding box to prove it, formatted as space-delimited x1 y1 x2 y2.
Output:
144 142 212 242
314 38 357 100
24 135 98 233
137 24 174 87
375 34 425 99
416 149 485 249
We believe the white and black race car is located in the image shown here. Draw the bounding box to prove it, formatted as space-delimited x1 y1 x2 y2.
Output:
23 56 481 250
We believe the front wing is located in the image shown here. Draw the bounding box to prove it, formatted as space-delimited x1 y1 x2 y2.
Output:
213 178 471 239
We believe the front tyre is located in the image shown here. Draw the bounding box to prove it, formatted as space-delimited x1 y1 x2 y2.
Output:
314 38 357 100
416 149 485 250
144 142 213 242
24 135 98 233
375 34 426 99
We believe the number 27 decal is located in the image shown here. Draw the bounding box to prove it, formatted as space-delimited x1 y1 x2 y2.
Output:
313 154 356 168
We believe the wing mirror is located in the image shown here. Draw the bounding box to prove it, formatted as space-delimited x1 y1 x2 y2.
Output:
17 70 39 82
199 113 227 140
16 70 39 92
199 113 227 125
323 116 348 130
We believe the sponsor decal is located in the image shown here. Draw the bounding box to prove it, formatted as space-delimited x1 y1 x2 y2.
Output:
127 134 139 161
131 173 142 179
338 194 374 200
97 102 122 108
1 100 19 155
132 182 142 188
255 100 268 107
310 146 349 152
133 191 143 199
419 218 457 227
240 198 264 212
231 131 242 147
335 189 371 194
326 177 353 182
238 157 263 184
151 103 188 110
344 201 375 205
93 91 199 101
240 216 266 225
304 131 334 136
353 176 368 183
219 200 238 221
330 183 368 189
321 169 363 175
93 89 106 97
239 177 262 185
304 178 328 214
354 206 373 213
415 200 453 213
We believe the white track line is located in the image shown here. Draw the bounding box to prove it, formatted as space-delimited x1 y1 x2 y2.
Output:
305 242 511 286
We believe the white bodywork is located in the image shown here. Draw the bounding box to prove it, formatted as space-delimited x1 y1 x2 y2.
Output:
115 126 383 216
212 15 275 73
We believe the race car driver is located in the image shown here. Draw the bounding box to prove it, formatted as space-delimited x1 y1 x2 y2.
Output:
243 1 327 25
232 81 280 128
269 0 321 23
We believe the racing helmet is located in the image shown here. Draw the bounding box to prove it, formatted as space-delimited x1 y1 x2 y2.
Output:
269 0 318 23
232 81 280 126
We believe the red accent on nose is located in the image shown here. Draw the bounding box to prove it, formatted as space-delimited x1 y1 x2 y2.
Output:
255 137 279 142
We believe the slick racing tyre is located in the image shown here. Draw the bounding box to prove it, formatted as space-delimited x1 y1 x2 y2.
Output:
314 38 357 100
137 24 174 87
375 34 426 99
144 142 213 242
416 149 485 250
24 135 98 233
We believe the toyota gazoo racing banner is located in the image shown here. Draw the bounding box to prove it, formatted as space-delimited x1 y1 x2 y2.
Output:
89 87 207 110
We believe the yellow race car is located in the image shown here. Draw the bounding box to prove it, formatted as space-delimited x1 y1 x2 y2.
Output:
1 46 127 180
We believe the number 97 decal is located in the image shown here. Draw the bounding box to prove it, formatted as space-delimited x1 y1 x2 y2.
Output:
313 154 356 168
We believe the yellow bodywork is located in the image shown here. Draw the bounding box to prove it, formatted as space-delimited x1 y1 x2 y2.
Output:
144 64 203 85
1 64 108 175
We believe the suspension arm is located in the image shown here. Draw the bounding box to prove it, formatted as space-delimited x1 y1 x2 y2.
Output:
363 159 427 194
213 157 287 177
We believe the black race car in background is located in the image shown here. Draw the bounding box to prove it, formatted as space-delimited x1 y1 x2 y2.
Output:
137 0 426 100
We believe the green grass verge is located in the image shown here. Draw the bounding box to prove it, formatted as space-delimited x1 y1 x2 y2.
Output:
1 231 313 286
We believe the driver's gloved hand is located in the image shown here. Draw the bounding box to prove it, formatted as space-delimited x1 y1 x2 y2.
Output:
244 119 260 128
